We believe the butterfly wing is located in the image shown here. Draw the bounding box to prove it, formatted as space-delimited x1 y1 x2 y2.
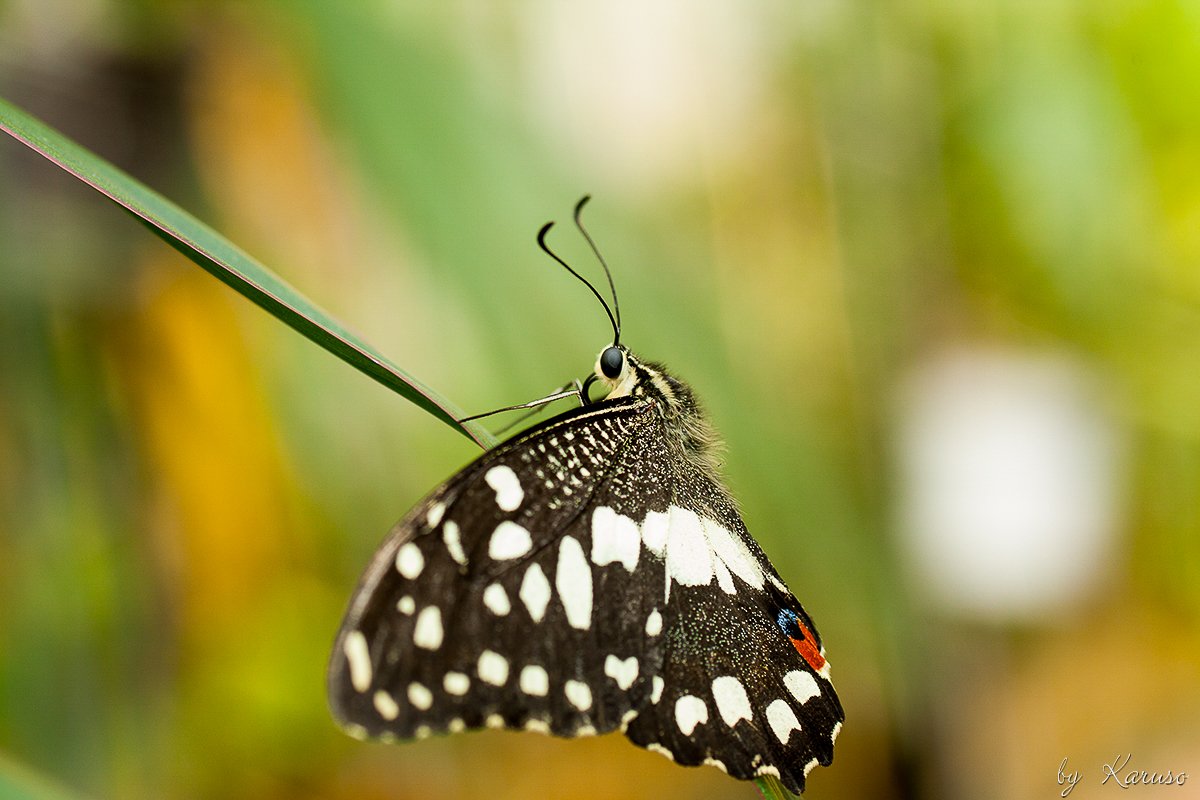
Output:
328 397 668 739
603 428 844 795
618 487 845 793
328 394 843 795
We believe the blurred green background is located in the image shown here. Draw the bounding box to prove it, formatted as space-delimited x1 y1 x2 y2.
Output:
2 1 1200 798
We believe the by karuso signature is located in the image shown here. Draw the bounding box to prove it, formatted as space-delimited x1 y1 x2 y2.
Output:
1059 756 1188 796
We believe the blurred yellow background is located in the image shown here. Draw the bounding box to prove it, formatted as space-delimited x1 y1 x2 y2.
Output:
2 1 1199 798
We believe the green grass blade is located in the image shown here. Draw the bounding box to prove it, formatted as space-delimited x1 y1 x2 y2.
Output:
0 752 92 800
0 94 496 450
755 775 802 799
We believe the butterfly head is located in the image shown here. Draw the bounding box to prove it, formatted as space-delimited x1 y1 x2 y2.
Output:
593 344 635 398
592 343 702 419
590 343 726 483
592 344 679 406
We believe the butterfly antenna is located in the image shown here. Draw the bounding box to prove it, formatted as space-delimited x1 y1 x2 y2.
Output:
538 221 620 345
573 195 621 344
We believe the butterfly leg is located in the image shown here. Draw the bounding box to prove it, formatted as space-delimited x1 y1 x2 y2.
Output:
460 379 589 433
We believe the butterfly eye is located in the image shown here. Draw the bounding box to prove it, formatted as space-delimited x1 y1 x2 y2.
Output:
600 346 624 379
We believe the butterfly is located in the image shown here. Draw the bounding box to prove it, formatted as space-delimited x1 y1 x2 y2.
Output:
327 198 843 795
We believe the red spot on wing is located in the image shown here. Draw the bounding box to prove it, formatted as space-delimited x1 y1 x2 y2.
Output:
789 620 826 672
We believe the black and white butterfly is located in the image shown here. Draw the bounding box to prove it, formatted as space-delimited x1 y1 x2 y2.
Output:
327 199 843 795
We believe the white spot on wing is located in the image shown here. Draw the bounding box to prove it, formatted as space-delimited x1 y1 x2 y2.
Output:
591 507 641 571
489 521 532 560
640 510 669 555
556 536 593 630
519 665 549 696
486 713 505 729
397 596 415 614
519 563 551 622
674 695 708 736
485 465 524 511
373 690 399 720
651 676 665 703
784 670 821 704
426 502 445 528
478 650 509 686
483 583 511 616
604 655 638 690
413 606 443 650
396 542 424 579
443 521 467 566
713 556 735 594
645 608 662 636
343 631 372 692
804 758 819 777
565 680 592 711
712 676 753 727
766 699 801 743
830 720 842 743
665 507 713 588
701 516 765 590
449 718 466 733
657 505 769 598
444 672 470 695
407 682 433 710
647 742 675 762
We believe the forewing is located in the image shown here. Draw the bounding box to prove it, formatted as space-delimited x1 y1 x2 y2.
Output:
327 397 669 739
